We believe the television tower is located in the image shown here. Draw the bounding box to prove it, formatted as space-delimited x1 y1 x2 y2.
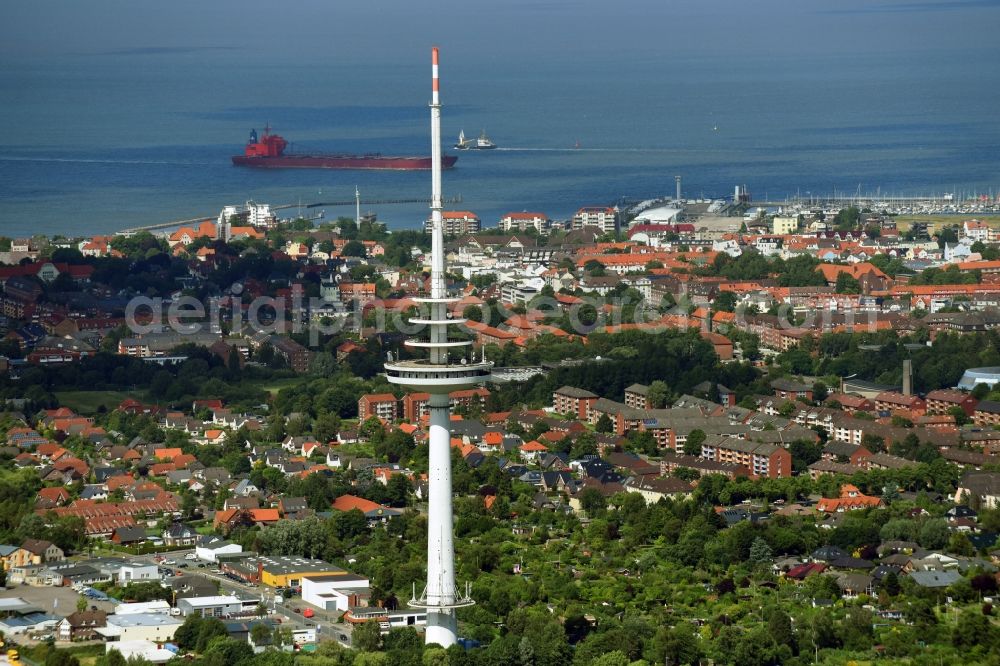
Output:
384 46 490 648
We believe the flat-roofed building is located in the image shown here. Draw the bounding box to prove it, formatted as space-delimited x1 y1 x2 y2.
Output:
499 212 550 234
101 613 182 643
572 206 617 234
301 572 371 612
427 211 481 235
221 555 352 589
176 595 243 618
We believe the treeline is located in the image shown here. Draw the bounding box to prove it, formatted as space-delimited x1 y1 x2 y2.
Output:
488 328 762 410
779 329 1000 393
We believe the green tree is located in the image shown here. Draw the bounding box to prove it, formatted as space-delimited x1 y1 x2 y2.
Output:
953 608 995 650
683 429 706 456
44 651 80 666
749 537 773 566
647 380 670 409
766 608 795 655
341 240 367 257
835 271 861 294
353 620 383 652
595 413 613 434
579 488 607 516
840 608 874 650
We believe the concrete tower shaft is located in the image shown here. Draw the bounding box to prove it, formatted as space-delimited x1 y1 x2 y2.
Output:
383 47 489 649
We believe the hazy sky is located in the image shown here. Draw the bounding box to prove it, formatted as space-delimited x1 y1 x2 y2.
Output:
4 0 999 64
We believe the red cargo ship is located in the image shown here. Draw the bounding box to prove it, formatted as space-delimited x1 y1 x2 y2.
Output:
231 127 458 170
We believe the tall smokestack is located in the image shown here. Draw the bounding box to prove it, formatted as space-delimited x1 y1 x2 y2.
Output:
903 359 913 396
675 175 682 202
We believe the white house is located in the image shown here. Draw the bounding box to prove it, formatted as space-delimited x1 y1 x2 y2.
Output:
196 540 243 563
118 563 159 586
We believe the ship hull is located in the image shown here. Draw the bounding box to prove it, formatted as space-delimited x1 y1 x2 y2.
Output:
232 154 458 170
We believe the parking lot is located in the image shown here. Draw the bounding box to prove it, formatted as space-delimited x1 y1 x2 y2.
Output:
0 583 114 615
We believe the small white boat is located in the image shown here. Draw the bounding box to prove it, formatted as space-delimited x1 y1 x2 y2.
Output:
455 129 496 150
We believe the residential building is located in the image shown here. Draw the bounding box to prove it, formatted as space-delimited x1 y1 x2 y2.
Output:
701 437 792 479
58 610 107 641
269 335 311 373
358 393 399 421
974 400 1000 427
427 211 481 235
772 216 798 235
874 391 926 416
771 378 813 401
553 386 599 420
924 389 978 416
572 206 617 234
331 495 403 523
955 471 1000 510
622 476 692 504
624 384 649 410
499 212 550 234
816 484 882 512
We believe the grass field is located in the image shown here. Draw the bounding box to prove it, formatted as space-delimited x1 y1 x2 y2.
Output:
251 377 304 396
54 390 136 414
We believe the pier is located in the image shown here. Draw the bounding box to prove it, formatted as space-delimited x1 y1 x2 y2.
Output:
116 195 464 236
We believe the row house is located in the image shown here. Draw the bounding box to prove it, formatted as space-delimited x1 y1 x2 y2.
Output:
807 459 865 480
658 452 750 480
401 388 490 422
700 436 791 479
771 378 813 401
865 452 919 471
974 400 1000 427
553 386 599 420
825 393 874 414
473 325 519 347
821 441 872 466
874 391 926 416
924 389 978 417
640 413 750 452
